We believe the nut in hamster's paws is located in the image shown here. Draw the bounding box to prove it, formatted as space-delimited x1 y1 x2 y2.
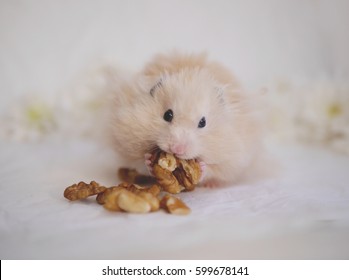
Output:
150 151 202 194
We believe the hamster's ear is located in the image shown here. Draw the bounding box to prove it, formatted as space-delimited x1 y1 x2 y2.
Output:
214 85 228 105
150 79 163 96
215 84 242 106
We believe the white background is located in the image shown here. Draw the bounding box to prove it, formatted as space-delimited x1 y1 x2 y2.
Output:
1 0 349 109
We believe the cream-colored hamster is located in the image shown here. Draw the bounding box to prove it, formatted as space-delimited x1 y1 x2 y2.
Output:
111 52 263 187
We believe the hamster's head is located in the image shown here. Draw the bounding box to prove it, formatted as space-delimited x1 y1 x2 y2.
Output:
146 68 230 160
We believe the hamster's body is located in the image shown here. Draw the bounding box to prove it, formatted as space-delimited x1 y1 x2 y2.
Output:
112 52 263 186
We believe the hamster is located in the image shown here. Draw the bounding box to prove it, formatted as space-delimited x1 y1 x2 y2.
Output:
111 52 264 187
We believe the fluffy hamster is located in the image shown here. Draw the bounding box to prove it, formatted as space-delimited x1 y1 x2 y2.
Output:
111 52 263 187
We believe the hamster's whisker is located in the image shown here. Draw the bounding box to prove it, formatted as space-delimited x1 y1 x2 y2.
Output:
148 145 161 154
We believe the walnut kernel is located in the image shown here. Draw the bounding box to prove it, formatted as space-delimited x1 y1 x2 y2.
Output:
160 194 191 215
64 181 106 201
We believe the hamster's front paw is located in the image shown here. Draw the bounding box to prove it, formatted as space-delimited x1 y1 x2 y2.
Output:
197 161 222 187
144 153 154 176
201 178 222 188
198 160 206 183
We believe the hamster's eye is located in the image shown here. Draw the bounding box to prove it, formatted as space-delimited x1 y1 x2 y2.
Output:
198 117 206 128
163 109 174 122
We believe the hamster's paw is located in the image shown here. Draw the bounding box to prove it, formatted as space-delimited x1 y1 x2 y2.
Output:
201 178 222 188
144 153 154 176
198 160 206 183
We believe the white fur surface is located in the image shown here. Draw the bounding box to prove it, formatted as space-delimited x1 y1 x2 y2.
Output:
0 138 348 259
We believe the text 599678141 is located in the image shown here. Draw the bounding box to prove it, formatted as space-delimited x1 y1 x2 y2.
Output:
195 266 249 276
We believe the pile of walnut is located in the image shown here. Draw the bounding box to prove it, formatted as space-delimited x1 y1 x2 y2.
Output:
63 151 201 215
64 181 190 215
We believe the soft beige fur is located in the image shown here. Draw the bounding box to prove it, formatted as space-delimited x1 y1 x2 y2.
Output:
112 52 263 186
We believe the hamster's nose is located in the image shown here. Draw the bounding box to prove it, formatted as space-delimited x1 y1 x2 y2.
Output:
169 144 187 156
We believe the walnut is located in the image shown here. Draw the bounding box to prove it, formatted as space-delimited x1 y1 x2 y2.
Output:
101 182 160 213
157 153 178 171
147 184 162 197
103 187 127 211
117 190 152 213
153 164 183 194
151 151 201 193
160 194 191 215
96 186 124 205
64 181 106 201
175 158 201 191
124 183 149 193
118 167 155 184
138 192 160 212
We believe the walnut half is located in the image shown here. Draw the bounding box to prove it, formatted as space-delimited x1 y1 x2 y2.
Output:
99 183 160 213
64 181 106 201
160 194 191 215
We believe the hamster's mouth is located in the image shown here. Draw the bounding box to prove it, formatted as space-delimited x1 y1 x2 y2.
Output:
147 146 172 157
148 145 200 161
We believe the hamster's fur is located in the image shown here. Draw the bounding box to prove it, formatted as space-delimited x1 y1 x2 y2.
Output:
111 52 264 186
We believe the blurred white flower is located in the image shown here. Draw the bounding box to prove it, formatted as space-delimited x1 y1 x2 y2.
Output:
0 65 119 142
268 79 349 155
0 94 57 141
